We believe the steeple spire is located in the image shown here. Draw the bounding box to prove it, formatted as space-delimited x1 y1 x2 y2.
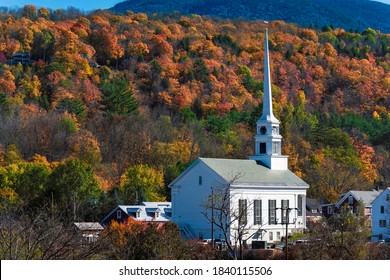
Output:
249 28 288 170
260 28 279 123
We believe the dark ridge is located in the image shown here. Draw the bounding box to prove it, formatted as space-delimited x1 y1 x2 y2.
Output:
110 0 390 33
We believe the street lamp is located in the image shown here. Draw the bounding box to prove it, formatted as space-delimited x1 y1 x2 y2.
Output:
276 207 298 260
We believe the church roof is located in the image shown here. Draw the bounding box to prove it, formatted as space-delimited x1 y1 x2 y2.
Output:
199 157 308 187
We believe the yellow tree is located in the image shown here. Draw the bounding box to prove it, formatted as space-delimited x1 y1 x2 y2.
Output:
119 164 165 204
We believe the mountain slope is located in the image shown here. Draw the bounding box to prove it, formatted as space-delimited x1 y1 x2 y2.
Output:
110 0 390 33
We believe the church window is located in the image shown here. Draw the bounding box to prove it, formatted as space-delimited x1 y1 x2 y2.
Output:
297 195 303 216
259 143 266 154
268 200 276 225
254 200 262 225
199 176 202 185
381 206 385 214
272 142 278 154
281 200 289 224
239 199 247 225
272 126 278 135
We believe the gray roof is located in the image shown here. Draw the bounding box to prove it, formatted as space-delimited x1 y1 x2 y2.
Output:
336 190 382 207
104 203 172 223
199 158 308 187
306 198 324 212
73 222 104 231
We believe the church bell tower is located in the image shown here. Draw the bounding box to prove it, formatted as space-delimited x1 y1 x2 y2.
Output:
249 29 288 170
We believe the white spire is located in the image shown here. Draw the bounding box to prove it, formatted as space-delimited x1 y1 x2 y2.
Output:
260 28 279 123
248 28 288 170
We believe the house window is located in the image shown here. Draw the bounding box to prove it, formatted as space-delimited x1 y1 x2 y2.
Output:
276 231 281 240
259 143 266 154
239 199 247 225
268 200 277 225
381 206 385 214
269 232 273 241
379 220 387 227
327 206 333 215
281 200 289 224
297 195 303 216
199 176 202 185
136 211 141 218
348 196 353 205
254 200 262 225
116 210 122 219
386 194 390 201
272 142 279 155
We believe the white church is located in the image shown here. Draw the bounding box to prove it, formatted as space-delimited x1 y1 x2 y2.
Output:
169 29 309 246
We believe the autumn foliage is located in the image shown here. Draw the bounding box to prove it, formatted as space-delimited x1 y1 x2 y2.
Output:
0 6 389 214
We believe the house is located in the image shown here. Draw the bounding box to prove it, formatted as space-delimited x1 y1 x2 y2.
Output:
371 188 390 242
306 198 323 222
73 222 104 243
169 29 309 245
8 52 32 65
321 189 381 228
100 202 172 226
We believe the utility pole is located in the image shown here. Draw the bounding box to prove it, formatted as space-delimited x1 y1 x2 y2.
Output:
277 206 297 260
285 208 290 260
211 188 214 247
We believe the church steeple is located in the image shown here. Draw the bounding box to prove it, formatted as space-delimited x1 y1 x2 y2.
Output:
249 28 288 170
260 28 279 123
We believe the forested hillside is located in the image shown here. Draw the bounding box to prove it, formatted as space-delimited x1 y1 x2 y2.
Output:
111 0 390 33
0 6 389 223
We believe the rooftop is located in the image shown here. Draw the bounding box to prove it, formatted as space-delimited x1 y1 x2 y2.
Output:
73 222 104 231
199 158 308 187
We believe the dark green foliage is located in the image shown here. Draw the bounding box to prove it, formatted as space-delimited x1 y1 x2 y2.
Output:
57 97 87 120
194 58 209 83
180 107 196 122
44 62 67 74
11 163 50 209
237 66 263 96
327 113 390 150
212 34 242 54
39 94 50 110
59 117 78 133
0 94 6 105
100 76 138 117
205 114 232 134
43 158 103 220
180 37 191 51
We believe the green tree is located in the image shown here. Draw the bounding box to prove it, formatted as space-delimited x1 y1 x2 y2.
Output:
43 158 103 220
119 164 165 205
100 76 138 117
57 98 87 120
2 163 50 209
